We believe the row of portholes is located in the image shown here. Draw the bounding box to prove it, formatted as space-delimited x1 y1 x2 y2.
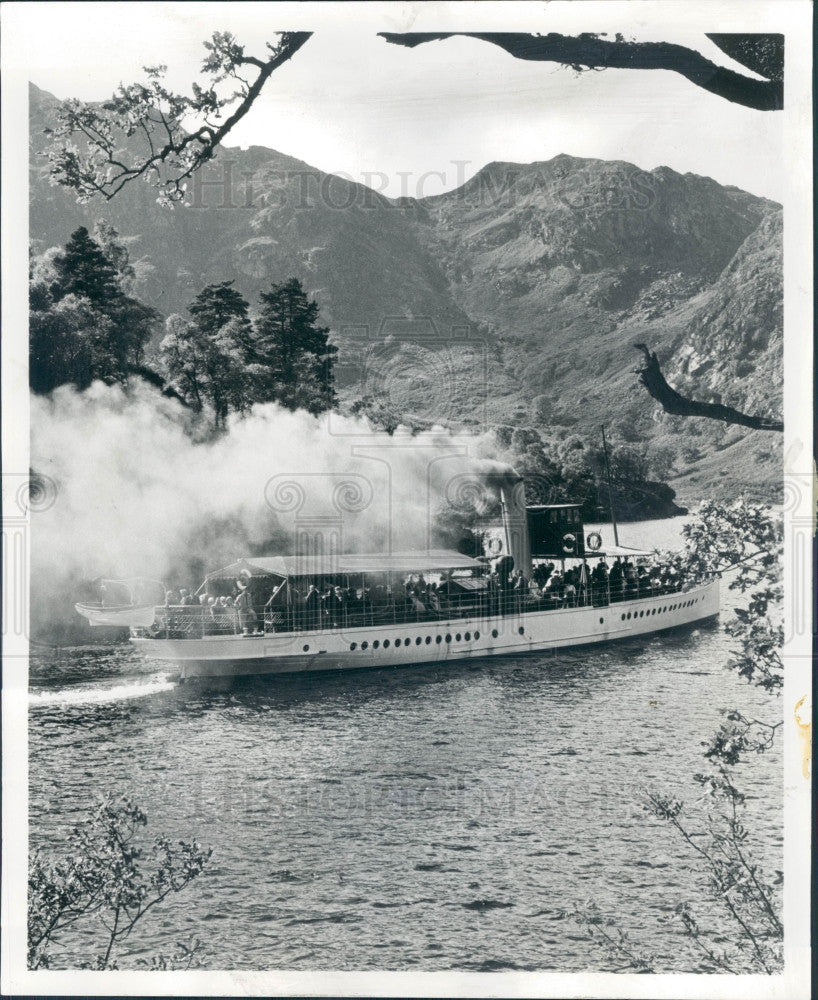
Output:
621 598 698 622
347 626 525 652
351 631 483 651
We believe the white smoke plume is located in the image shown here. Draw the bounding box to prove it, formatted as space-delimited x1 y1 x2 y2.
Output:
30 381 516 634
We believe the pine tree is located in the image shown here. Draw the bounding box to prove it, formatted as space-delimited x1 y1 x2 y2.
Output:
252 278 337 414
188 281 251 340
52 226 122 307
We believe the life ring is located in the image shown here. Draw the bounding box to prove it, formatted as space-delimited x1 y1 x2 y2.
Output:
562 532 577 554
488 536 503 555
586 531 603 551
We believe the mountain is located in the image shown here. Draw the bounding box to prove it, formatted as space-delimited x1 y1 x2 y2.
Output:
28 83 783 504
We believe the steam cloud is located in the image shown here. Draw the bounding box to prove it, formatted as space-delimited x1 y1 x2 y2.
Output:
30 381 514 635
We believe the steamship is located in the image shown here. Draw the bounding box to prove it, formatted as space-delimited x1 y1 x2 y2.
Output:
84 482 720 680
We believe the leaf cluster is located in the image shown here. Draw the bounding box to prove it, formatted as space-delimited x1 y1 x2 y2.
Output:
43 31 311 206
28 794 212 970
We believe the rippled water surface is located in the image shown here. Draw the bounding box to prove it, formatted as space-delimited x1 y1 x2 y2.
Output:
28 519 782 971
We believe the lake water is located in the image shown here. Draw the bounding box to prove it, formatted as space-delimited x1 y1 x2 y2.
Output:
27 518 782 971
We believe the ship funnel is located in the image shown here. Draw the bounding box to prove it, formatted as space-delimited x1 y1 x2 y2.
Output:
500 477 532 578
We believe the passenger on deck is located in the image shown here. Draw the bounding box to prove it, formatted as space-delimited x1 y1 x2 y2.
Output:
235 581 259 634
545 571 563 605
323 585 345 628
623 560 637 597
591 560 609 605
533 562 553 589
511 569 529 596
164 590 178 607
609 558 624 601
304 584 322 629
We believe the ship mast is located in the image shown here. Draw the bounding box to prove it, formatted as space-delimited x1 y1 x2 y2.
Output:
600 425 620 547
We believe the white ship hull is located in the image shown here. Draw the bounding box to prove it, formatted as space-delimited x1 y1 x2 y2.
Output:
131 579 719 680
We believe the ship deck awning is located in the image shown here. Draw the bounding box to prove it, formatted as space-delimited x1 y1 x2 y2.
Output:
206 550 485 581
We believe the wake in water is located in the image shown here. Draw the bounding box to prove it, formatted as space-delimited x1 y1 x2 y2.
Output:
29 672 177 707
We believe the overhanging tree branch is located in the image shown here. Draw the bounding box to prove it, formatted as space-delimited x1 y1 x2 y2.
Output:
633 344 783 432
44 31 312 204
378 32 783 111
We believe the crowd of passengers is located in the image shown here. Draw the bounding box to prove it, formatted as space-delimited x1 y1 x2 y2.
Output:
154 556 696 636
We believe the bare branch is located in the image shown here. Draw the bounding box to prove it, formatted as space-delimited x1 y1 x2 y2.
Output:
379 32 783 111
633 344 783 432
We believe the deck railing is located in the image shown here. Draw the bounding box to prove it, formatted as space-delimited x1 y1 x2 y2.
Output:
138 576 713 640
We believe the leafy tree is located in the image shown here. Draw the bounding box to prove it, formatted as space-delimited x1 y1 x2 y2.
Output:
159 284 253 428
28 794 211 970
648 443 676 480
251 278 337 414
576 500 784 973
29 226 158 393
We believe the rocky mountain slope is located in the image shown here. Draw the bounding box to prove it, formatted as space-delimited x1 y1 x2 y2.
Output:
29 83 783 504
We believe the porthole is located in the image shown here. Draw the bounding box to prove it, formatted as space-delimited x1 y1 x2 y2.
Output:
651 608 656 615
415 636 422 645
491 629 498 638
599 617 604 624
350 642 357 651
474 631 480 640
465 632 471 641
436 635 443 644
406 638 411 645
373 640 380 649
425 636 432 644
627 612 632 620
383 640 390 648
303 644 310 652
361 641 369 650
394 638 401 647
518 626 525 635
621 613 626 621
445 634 452 643
455 633 462 642
640 610 645 618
